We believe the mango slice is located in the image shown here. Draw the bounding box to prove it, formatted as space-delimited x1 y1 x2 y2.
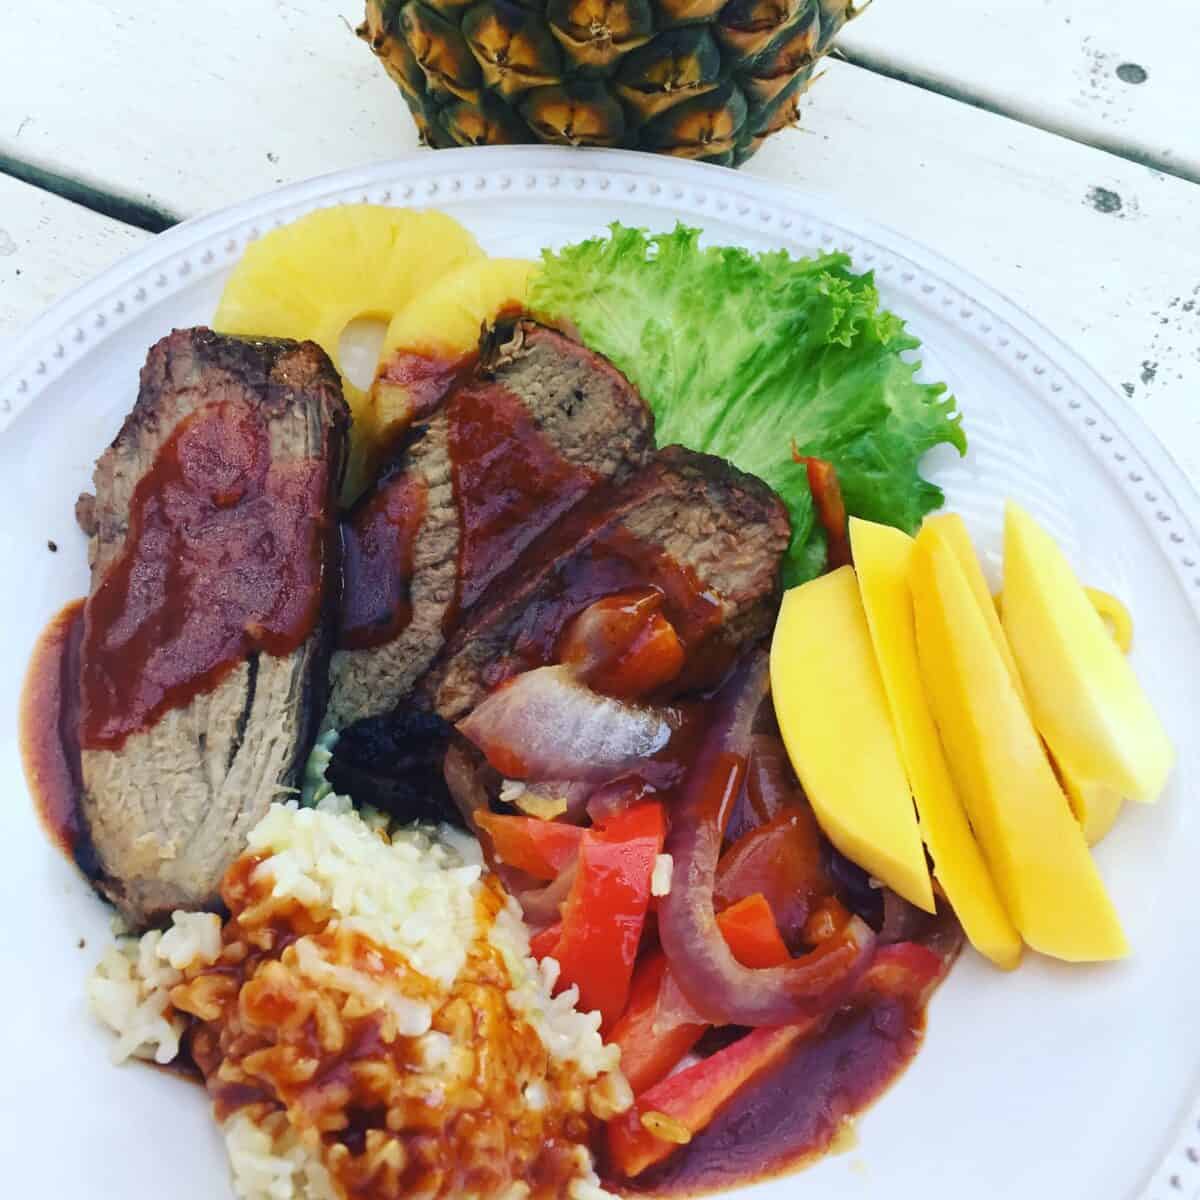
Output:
911 528 1127 962
923 514 1026 698
771 567 935 913
1084 587 1134 654
927 514 1126 845
1062 774 1124 847
1002 502 1173 805
849 518 1021 968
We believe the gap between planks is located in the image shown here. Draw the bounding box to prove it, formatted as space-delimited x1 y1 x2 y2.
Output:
3 49 1196 237
0 155 178 234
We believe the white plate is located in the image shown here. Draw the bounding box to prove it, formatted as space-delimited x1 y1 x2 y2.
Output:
2 147 1199 1200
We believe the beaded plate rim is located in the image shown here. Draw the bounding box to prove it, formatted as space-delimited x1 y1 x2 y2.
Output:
2 145 1198 1197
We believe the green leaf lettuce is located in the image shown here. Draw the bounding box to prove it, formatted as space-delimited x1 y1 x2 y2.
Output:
529 224 965 584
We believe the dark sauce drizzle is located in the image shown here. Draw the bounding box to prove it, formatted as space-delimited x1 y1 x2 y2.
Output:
338 468 427 651
79 398 328 751
446 378 599 626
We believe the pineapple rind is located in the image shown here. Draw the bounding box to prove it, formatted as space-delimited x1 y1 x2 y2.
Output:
360 0 859 164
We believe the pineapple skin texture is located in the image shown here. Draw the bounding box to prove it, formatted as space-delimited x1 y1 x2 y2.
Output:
360 0 859 166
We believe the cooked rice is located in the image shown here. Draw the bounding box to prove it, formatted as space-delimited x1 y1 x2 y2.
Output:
88 798 627 1200
651 853 674 898
88 913 223 1064
224 1111 340 1200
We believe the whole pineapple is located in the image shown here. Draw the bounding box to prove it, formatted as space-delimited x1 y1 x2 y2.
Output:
359 0 860 166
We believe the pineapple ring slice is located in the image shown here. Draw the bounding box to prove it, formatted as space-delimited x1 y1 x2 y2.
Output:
213 205 483 496
370 256 538 443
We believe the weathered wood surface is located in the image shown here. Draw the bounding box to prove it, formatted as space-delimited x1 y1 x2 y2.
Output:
1 0 1197 472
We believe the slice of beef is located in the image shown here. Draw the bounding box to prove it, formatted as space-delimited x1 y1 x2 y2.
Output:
324 319 654 729
418 445 791 722
78 328 349 928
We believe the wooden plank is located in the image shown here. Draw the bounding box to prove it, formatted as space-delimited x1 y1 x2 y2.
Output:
3 0 1199 207
1 0 1196 472
0 174 150 347
837 0 1200 182
0 0 416 223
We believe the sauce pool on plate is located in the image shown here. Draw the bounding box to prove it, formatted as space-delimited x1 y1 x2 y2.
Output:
20 598 90 868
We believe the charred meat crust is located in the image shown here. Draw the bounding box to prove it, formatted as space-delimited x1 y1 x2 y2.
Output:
78 327 349 929
324 709 460 827
324 318 655 730
418 445 791 722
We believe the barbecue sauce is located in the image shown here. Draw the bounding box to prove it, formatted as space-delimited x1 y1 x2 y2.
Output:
20 598 90 866
79 398 329 751
480 522 726 697
338 472 428 650
558 589 686 699
375 349 474 429
622 998 926 1197
447 380 598 621
342 369 602 649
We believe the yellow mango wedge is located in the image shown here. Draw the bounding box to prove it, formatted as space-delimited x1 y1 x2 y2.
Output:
1062 774 1125 847
1084 587 1134 654
928 514 1127 845
924 514 1025 697
1003 502 1174 805
771 567 935 913
911 528 1127 961
849 518 1021 968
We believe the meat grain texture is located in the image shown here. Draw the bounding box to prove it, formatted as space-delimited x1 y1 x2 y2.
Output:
325 319 654 728
422 446 792 721
79 328 349 928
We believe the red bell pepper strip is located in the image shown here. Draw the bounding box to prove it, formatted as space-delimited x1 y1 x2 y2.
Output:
606 954 688 1094
610 893 789 1094
608 940 946 1179
529 921 563 961
714 894 791 968
714 809 829 945
791 447 851 570
553 800 666 1029
474 810 583 881
608 1022 813 1178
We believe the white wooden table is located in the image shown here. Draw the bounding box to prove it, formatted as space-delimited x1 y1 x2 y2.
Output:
2 0 1199 474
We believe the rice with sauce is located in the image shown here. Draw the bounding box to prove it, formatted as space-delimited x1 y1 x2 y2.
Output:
88 796 630 1200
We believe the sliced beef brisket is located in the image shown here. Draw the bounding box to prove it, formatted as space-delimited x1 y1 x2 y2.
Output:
78 328 349 928
325 319 654 728
419 446 791 722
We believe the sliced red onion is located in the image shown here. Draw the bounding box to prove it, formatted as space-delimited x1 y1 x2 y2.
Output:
650 961 707 1036
444 741 578 926
879 889 931 945
515 860 578 927
725 733 804 845
747 733 797 814
500 778 595 822
659 651 876 1027
458 665 674 782
585 776 656 825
